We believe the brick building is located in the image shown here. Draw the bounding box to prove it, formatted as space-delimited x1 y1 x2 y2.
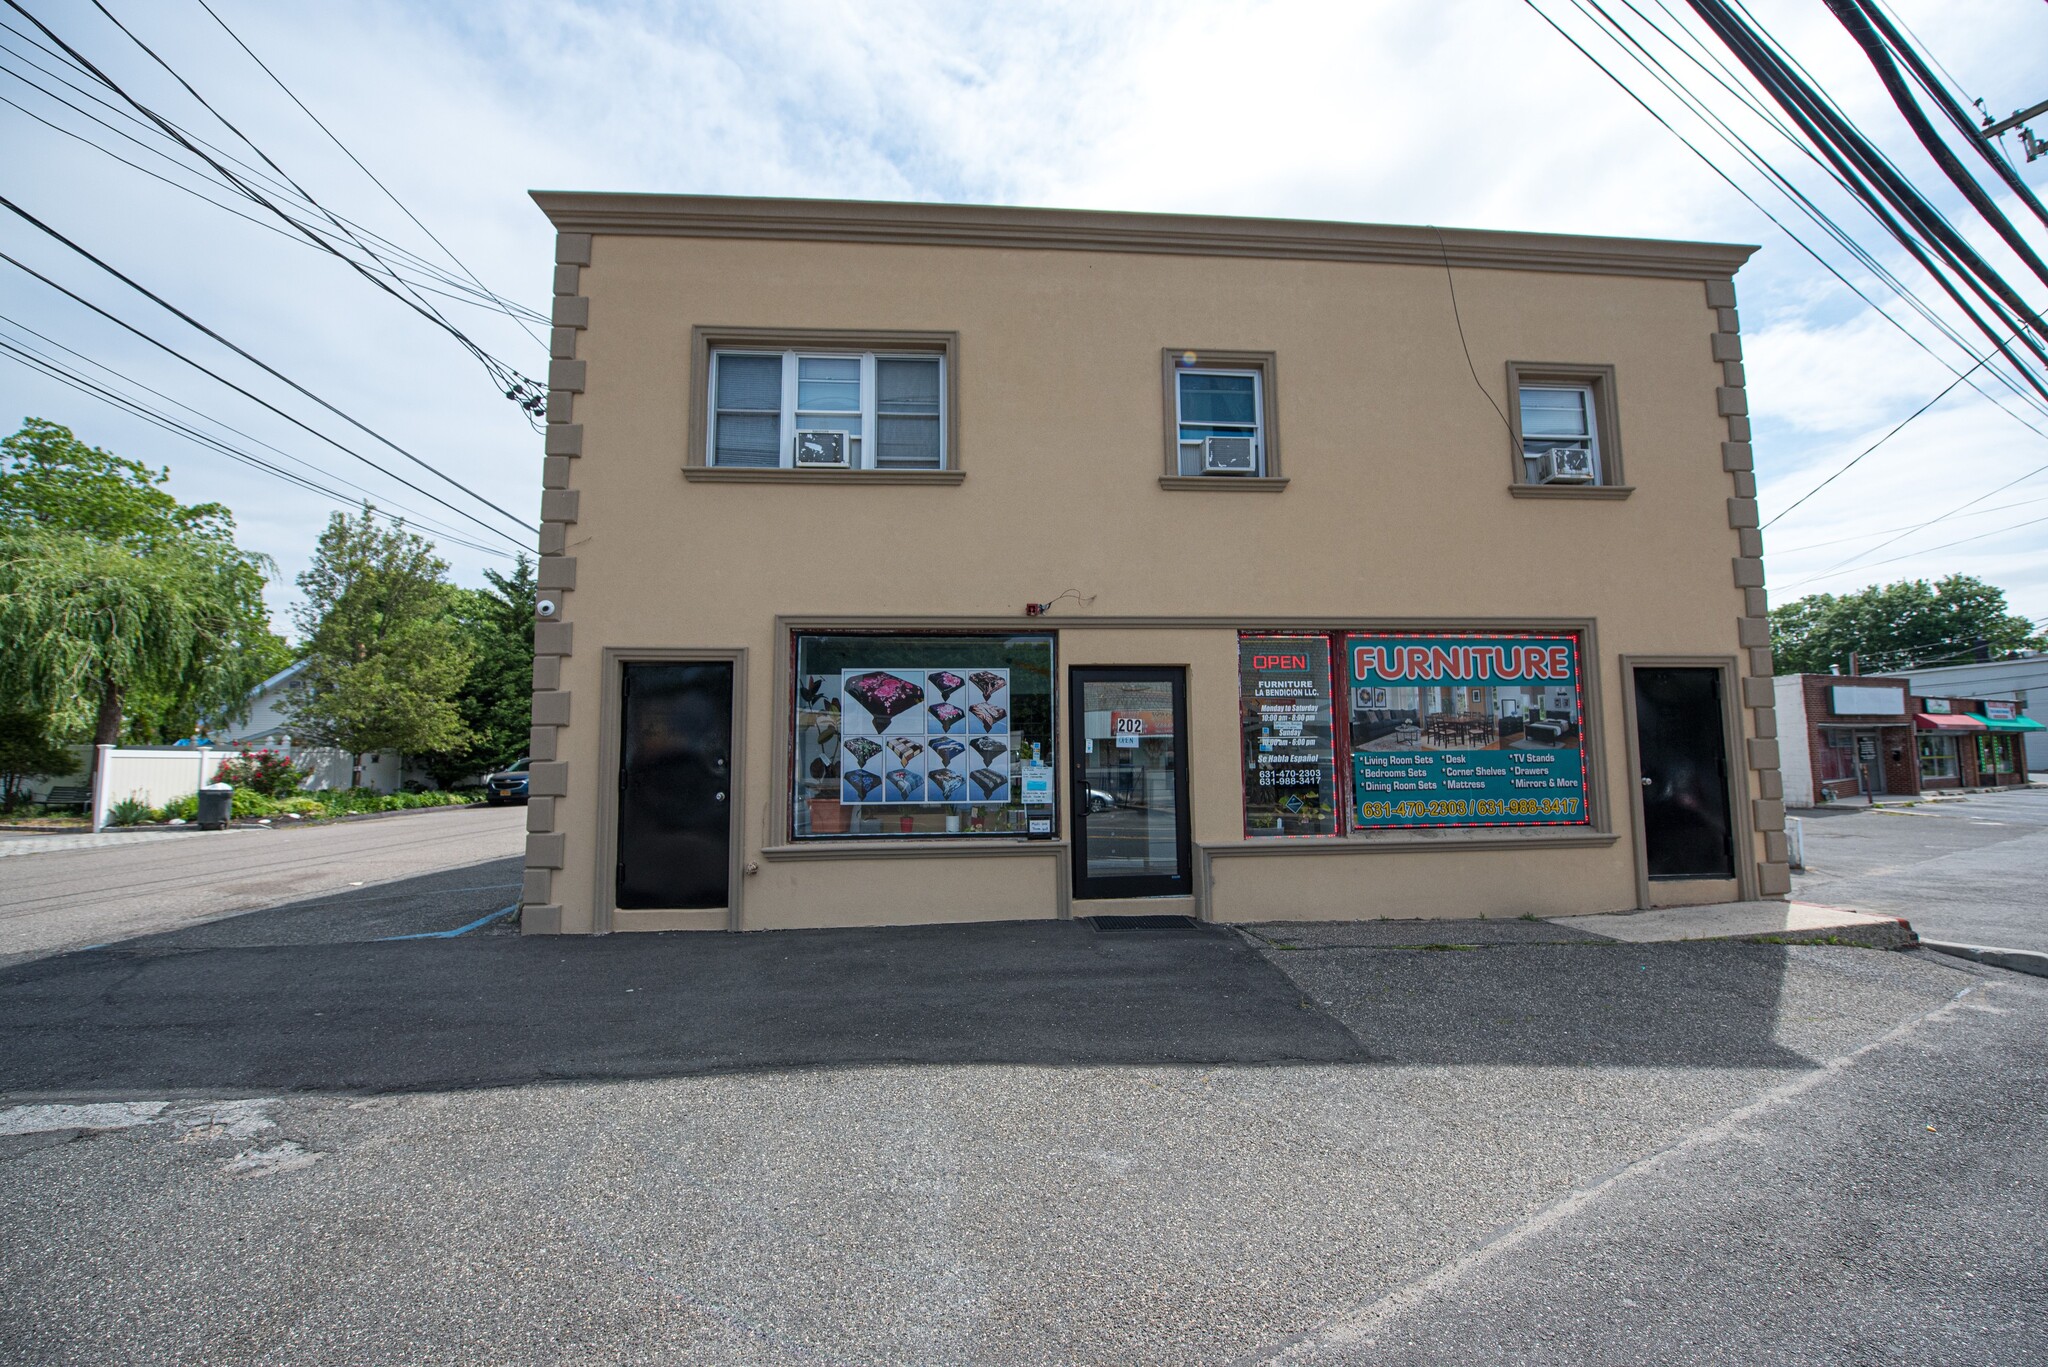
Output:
1774 673 2041 805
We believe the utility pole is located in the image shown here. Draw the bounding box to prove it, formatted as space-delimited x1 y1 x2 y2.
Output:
1978 97 2048 163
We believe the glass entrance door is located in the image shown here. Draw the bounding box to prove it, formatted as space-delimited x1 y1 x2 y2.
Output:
1070 668 1191 900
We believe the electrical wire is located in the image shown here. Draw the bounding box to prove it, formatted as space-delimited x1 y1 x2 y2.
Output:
0 89 540 321
4 1 547 419
1760 341 2002 529
1429 225 1514 439
1528 0 2048 449
0 26 546 320
0 193 536 536
0 239 534 550
189 0 547 349
0 311 518 555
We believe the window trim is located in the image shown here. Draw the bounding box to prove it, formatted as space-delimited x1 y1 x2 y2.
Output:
1504 361 1629 499
1159 348 1287 491
687 327 963 484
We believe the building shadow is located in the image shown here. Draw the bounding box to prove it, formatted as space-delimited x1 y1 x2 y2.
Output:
0 865 1814 1099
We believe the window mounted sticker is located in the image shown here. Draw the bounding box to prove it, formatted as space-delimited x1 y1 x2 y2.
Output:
1238 635 1339 837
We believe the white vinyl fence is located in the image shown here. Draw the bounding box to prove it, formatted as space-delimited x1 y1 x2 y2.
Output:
90 746 233 831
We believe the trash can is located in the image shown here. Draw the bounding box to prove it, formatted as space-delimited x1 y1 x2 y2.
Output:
198 782 233 831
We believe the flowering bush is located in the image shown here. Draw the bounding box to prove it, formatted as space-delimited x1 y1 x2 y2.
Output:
211 749 302 798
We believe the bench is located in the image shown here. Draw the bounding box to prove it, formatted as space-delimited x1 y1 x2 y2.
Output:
40 784 90 810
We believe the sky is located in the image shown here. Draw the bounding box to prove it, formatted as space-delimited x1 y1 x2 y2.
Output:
3 0 2046 650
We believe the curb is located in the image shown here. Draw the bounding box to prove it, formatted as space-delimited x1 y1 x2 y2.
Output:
1740 917 1917 952
1916 940 2048 979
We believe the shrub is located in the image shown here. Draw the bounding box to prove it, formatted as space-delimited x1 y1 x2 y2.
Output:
161 794 198 821
306 787 483 815
229 787 279 818
106 796 161 826
211 749 302 798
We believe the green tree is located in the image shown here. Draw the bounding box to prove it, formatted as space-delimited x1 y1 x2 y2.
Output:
0 421 281 773
1770 575 2045 675
0 711 75 811
287 506 473 777
416 555 535 787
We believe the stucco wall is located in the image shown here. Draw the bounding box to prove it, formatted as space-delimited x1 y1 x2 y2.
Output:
523 203 1782 931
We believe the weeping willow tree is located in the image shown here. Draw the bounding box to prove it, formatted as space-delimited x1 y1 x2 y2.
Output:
0 420 282 800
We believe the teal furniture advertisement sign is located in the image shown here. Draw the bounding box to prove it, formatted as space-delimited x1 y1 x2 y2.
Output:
1346 633 1591 829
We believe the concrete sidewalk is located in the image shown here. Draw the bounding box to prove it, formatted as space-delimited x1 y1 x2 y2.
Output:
1547 899 1914 948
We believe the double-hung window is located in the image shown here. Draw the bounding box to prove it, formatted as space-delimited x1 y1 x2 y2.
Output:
1174 368 1265 476
1517 384 1599 483
710 349 945 471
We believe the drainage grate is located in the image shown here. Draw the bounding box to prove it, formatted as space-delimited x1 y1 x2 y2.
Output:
1085 915 1199 932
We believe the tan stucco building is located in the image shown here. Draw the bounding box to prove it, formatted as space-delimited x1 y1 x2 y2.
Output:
519 193 1788 935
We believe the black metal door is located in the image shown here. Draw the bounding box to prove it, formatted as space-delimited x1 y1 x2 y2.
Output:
617 662 732 910
1634 667 1736 880
1070 667 1192 900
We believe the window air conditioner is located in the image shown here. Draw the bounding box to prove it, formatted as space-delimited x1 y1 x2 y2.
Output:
1202 435 1257 473
793 429 850 468
1537 445 1595 484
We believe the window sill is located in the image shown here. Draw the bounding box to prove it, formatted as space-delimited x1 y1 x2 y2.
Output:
1509 483 1634 500
1205 829 1619 856
684 467 965 485
1158 475 1290 492
761 838 1063 860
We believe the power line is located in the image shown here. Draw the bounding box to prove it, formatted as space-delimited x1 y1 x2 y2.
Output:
0 238 533 551
0 341 513 559
189 0 547 349
0 193 536 536
0 88 542 321
1760 342 2001 529
0 311 517 555
1770 490 2048 554
3 0 547 419
1777 507 2048 591
0 27 546 320
1529 0 2048 455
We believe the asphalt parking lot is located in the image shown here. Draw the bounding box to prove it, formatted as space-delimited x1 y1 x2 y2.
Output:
2 867 2043 1365
1791 784 2048 950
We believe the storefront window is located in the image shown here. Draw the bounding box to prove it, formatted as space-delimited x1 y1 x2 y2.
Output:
1918 734 1957 780
791 633 1055 839
1345 633 1592 829
1238 635 1339 836
1977 734 2014 775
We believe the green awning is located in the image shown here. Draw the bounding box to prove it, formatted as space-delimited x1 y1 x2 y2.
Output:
1980 715 2044 732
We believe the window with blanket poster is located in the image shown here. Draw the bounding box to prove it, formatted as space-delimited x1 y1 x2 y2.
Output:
791 632 1056 839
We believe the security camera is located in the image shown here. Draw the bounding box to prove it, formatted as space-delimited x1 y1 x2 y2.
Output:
536 598 558 618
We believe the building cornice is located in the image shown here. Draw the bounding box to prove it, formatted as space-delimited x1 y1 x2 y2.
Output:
529 192 1757 281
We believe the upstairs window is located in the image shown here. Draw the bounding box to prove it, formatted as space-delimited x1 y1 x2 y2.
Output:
1504 362 1624 493
710 350 945 471
1174 368 1265 476
1517 384 1599 484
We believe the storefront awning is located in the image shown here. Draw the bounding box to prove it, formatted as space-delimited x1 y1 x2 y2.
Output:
1981 715 2045 732
1915 713 1985 731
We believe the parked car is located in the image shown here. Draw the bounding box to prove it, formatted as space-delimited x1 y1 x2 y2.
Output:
484 758 530 805
1085 787 1119 813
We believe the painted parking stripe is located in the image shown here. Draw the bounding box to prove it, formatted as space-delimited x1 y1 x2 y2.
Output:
377 904 518 941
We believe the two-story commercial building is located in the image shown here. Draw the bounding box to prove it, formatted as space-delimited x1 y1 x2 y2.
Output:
518 193 1785 934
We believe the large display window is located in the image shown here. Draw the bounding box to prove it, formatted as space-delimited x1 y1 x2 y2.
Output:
791 632 1056 839
1235 629 1594 836
1346 633 1591 829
